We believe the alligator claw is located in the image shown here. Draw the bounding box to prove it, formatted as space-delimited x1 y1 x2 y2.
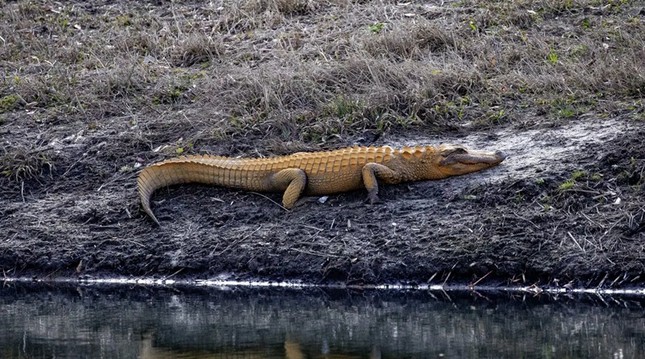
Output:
365 193 381 205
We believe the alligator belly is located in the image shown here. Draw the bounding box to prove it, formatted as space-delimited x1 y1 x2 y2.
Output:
305 173 364 196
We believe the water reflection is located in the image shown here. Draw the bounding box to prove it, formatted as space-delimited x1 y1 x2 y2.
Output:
0 284 643 358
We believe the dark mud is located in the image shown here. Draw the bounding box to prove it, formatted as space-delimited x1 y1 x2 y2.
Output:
1 120 643 287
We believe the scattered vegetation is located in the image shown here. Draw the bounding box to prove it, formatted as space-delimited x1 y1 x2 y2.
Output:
0 147 52 182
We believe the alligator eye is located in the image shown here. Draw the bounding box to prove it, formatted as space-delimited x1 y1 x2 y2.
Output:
442 147 467 156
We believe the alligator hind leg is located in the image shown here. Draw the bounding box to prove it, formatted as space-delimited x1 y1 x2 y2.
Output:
269 168 307 209
361 163 402 204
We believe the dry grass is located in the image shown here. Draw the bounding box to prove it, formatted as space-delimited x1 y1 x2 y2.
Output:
1 0 642 153
0 145 52 182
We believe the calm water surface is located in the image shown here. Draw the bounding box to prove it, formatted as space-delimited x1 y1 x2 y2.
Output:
0 284 643 358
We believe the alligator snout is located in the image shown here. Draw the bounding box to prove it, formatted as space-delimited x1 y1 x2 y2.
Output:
494 150 506 161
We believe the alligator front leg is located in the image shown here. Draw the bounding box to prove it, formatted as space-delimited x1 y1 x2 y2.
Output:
269 168 307 209
361 163 402 204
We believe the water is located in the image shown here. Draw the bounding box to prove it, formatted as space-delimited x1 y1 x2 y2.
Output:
0 283 643 358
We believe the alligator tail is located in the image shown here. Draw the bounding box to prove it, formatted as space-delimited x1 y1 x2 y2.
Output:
137 161 197 226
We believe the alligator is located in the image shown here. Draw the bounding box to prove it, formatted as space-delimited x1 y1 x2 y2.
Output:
137 144 506 225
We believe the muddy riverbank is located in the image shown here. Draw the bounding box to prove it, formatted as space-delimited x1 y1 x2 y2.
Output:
2 119 642 287
1 0 643 287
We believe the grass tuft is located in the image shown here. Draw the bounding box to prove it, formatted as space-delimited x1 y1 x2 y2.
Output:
1 147 52 183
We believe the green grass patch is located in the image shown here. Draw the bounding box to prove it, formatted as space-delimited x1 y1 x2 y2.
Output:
325 96 363 120
546 49 559 65
571 170 586 181
558 179 575 191
558 170 587 191
368 22 385 34
0 94 21 113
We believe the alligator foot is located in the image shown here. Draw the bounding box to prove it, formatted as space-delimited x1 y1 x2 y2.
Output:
293 197 318 208
365 192 381 205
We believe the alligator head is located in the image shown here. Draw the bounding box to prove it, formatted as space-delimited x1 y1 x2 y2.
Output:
426 144 506 179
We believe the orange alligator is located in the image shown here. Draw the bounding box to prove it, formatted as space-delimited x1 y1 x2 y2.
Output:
137 144 505 225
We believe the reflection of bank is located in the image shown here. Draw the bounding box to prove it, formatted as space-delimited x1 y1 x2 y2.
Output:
285 339 381 359
2 284 644 359
139 333 381 359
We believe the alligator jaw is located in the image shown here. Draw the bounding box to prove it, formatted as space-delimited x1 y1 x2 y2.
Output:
436 147 506 177
451 150 506 165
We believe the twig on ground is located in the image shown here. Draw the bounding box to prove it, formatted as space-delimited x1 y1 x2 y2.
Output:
290 247 342 258
249 192 287 210
567 231 585 252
